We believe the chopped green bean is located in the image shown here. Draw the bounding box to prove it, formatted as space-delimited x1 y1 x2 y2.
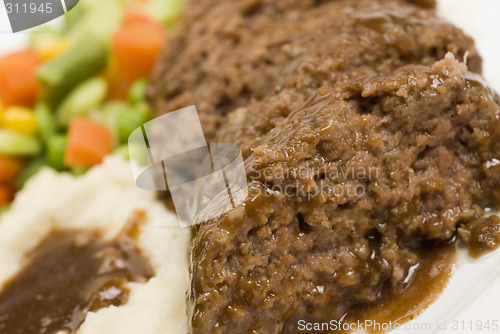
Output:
34 102 57 143
62 1 85 32
67 0 124 43
0 129 41 157
57 77 108 127
37 38 109 104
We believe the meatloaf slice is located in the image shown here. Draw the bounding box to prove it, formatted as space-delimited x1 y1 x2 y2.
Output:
147 0 480 142
190 55 500 333
147 0 500 333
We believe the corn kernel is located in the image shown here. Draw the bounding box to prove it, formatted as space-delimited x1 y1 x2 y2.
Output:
34 37 70 61
3 106 38 135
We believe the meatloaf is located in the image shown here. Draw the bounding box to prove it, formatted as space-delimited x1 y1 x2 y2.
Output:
147 0 500 333
148 0 480 145
190 54 500 332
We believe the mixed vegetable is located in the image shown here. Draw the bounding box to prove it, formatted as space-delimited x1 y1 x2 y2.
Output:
0 0 185 209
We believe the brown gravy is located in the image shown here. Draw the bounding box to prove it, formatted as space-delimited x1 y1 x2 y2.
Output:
345 241 456 333
0 214 154 334
280 239 456 334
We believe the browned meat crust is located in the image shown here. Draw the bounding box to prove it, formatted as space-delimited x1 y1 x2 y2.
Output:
148 0 480 144
190 55 500 333
147 1 500 333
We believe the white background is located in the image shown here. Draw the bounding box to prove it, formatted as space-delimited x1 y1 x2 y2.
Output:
0 0 499 333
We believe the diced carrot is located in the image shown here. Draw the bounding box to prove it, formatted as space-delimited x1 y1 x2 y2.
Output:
65 118 113 167
0 104 4 125
107 79 132 101
0 157 24 185
0 185 14 206
0 51 42 107
112 18 166 81
107 76 132 101
105 56 132 101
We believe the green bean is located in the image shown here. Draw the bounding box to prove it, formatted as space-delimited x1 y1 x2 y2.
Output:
57 77 108 127
46 134 68 171
66 0 124 43
62 1 85 32
0 129 42 157
34 102 57 143
37 37 109 104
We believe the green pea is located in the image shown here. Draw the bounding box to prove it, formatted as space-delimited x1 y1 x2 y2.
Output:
71 166 89 177
90 101 129 145
128 79 148 105
46 134 68 171
117 108 147 143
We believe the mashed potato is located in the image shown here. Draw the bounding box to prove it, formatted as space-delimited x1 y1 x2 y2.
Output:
0 157 190 334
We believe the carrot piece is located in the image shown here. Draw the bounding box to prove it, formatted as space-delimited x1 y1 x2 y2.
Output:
112 18 166 81
0 157 24 185
105 57 132 101
0 185 14 206
0 51 42 107
65 118 113 167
